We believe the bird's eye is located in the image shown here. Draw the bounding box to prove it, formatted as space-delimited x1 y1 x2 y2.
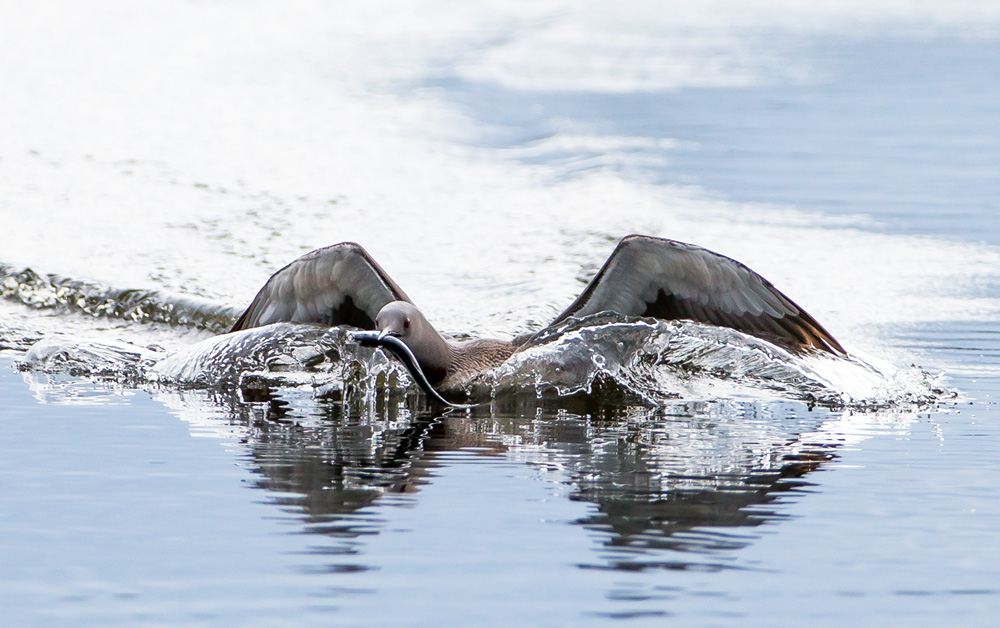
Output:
404 318 410 329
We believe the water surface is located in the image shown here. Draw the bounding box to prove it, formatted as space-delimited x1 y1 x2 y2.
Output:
2 1 1000 626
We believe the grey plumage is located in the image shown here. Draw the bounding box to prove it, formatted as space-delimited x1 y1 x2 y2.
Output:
231 243 411 331
550 236 844 355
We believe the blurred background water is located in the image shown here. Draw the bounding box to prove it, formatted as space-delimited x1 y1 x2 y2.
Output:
1 1 999 626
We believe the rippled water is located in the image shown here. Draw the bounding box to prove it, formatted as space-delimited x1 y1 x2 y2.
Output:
2 1 1000 626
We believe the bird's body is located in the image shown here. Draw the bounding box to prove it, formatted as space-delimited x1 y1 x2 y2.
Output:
230 235 844 401
438 339 517 392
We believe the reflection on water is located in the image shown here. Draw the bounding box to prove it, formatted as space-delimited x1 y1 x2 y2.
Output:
155 381 852 574
10 312 923 581
3 344 950 627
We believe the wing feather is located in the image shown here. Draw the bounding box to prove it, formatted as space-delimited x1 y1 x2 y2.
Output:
550 235 844 355
230 243 411 332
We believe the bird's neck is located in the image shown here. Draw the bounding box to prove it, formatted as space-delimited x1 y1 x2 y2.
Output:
410 325 456 386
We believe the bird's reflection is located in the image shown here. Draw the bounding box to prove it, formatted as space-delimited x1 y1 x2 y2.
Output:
205 383 842 571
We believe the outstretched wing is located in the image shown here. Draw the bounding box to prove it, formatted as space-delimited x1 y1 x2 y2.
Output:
230 242 412 332
550 235 844 355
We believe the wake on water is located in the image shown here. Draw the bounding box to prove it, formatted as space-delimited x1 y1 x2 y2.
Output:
3 268 948 411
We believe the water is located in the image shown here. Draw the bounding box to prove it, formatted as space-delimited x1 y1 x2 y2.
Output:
2 1 1000 625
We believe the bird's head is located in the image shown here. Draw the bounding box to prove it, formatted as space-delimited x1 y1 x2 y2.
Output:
374 300 421 341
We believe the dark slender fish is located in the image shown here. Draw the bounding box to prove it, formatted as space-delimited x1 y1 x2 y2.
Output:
350 329 464 407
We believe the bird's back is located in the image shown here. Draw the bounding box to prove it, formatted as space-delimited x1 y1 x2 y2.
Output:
439 339 517 392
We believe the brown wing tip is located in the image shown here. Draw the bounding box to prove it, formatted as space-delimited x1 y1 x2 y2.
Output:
785 312 846 356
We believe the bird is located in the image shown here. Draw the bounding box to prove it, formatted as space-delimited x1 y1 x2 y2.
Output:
230 235 844 403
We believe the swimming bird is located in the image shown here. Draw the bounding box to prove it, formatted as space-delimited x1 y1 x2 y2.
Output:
230 235 844 402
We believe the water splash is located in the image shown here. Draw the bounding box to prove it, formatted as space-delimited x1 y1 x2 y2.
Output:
0 263 238 334
485 314 947 408
12 315 948 409
151 323 341 386
19 335 163 385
